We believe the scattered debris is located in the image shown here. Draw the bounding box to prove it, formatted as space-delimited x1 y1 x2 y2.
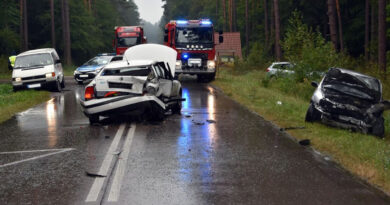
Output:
85 171 106 178
185 115 192 118
299 139 311 146
280 126 306 131
193 121 205 125
206 119 216 124
276 101 282 105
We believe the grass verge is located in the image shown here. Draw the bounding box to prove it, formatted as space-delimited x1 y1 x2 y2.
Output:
63 65 77 76
213 66 390 194
0 84 50 123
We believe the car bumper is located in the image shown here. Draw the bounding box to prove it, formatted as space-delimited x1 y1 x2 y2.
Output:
12 78 57 90
74 72 96 82
80 95 166 117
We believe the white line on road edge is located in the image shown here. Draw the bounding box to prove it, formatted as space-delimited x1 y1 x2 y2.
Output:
0 148 75 168
107 123 136 202
85 123 126 202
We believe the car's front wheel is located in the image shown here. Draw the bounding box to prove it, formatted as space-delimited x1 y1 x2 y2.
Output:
53 80 62 92
88 115 99 124
172 90 182 115
305 103 321 122
60 76 65 88
371 117 384 138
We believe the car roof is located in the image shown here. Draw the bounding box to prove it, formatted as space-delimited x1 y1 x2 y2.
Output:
17 48 56 57
104 60 156 69
272 62 291 65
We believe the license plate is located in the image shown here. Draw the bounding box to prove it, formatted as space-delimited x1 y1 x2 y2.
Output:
80 75 89 78
27 84 41 88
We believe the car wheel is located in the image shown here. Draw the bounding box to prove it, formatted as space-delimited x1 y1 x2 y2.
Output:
305 103 321 122
60 77 65 88
197 74 204 82
371 117 385 138
88 115 99 124
53 80 62 92
172 90 182 115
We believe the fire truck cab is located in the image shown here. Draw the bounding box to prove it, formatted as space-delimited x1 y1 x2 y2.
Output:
164 19 223 81
113 26 146 55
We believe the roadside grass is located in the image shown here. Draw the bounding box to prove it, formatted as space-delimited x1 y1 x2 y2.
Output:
63 64 77 76
214 66 390 194
0 84 50 123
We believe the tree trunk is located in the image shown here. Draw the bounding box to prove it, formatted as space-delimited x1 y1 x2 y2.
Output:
378 0 386 72
327 0 338 50
20 0 28 51
50 0 56 49
232 0 236 31
229 0 232 32
19 0 24 51
222 0 226 31
335 0 344 52
370 0 376 61
273 0 281 61
264 0 269 48
62 0 72 65
245 0 249 56
365 0 370 61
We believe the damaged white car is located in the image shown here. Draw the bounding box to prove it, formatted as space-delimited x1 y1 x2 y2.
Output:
306 68 390 137
80 44 184 124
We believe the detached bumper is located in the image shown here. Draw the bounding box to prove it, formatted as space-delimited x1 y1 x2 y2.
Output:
80 95 166 117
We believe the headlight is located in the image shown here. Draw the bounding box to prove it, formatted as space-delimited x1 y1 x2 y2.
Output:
207 60 216 69
74 70 80 75
46 72 55 78
146 86 157 95
15 77 21 82
175 60 182 69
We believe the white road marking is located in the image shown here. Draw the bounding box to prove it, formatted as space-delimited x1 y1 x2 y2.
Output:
0 148 73 155
0 148 75 168
85 123 126 202
107 123 136 202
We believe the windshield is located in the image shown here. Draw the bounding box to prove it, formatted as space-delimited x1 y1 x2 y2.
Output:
175 27 213 44
14 54 53 68
102 66 150 76
83 56 113 66
117 37 140 47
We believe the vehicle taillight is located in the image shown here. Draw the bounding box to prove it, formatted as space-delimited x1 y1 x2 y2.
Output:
104 91 119 98
85 86 95 100
266 68 270 72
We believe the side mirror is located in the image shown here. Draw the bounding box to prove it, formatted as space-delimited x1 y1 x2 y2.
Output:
219 36 224 43
164 35 168 43
219 30 223 35
164 29 168 34
311 81 318 88
55 59 61 64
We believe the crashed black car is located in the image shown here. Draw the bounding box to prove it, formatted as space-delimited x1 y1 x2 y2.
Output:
305 68 389 137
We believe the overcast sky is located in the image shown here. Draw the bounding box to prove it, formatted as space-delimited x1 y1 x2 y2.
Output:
133 0 164 24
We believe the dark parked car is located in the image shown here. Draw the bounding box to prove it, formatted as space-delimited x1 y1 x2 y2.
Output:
305 68 389 137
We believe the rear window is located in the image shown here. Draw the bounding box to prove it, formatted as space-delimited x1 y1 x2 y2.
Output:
102 66 150 76
14 53 53 68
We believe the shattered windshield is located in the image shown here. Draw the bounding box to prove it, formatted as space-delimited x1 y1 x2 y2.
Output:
175 27 213 44
102 66 150 76
14 54 53 68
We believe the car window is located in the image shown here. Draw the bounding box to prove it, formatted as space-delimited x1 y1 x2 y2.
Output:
14 53 53 68
102 66 151 76
84 56 113 66
273 64 292 70
153 65 163 78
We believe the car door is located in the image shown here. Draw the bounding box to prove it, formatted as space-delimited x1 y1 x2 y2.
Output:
154 63 173 98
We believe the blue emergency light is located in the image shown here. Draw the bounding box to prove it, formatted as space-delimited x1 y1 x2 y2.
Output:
182 53 189 59
201 20 212 25
177 20 188 25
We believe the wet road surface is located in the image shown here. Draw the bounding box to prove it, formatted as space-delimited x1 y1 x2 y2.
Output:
0 77 389 205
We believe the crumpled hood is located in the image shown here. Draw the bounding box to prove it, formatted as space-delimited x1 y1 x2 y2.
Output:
76 65 103 72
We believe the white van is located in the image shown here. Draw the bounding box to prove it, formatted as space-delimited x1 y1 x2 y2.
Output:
12 48 65 92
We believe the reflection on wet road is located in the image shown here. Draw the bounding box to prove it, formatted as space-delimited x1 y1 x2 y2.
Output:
0 78 389 205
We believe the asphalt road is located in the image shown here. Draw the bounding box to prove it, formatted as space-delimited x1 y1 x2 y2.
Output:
0 77 389 205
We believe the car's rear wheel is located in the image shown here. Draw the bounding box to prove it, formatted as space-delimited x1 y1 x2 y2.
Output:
371 117 384 138
60 76 65 88
88 115 99 124
305 103 321 122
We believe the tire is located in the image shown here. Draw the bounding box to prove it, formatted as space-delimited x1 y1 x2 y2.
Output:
305 103 321 122
207 72 216 82
60 77 65 88
53 80 62 92
172 90 182 115
197 74 204 82
88 115 99 124
150 106 165 121
371 117 385 138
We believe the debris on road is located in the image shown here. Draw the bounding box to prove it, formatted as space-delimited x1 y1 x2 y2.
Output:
192 120 205 125
85 171 106 178
299 139 311 146
206 119 216 123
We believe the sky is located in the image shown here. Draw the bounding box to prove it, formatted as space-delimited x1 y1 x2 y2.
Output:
133 0 165 24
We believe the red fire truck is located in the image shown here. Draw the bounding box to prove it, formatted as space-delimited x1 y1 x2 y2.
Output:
164 19 223 81
113 26 147 55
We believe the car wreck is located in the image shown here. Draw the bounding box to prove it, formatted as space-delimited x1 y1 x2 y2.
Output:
305 68 390 137
80 44 184 124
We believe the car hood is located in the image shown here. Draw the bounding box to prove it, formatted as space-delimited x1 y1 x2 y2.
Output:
124 44 177 77
76 65 103 72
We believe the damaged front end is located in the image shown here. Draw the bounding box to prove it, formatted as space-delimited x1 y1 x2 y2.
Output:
306 68 389 137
